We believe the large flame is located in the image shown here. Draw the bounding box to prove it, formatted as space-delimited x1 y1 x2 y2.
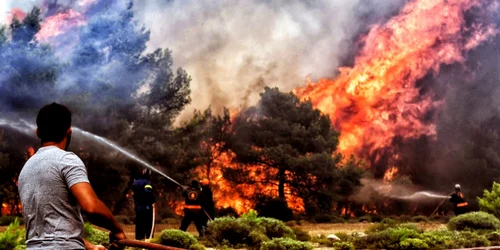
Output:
36 9 86 43
5 8 26 24
295 0 498 178
195 146 305 214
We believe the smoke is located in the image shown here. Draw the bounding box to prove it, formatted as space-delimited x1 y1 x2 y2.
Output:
352 178 449 205
0 0 407 123
2 0 500 209
0 0 190 134
133 0 406 122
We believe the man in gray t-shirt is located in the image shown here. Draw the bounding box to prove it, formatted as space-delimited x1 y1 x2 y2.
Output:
18 103 126 250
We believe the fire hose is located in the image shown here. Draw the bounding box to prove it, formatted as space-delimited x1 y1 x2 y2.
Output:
430 192 454 217
149 204 156 240
108 239 186 250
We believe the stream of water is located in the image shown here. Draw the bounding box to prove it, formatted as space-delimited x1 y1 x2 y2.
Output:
390 191 449 200
0 117 185 188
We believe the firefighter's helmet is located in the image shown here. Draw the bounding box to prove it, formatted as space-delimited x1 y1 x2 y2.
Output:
455 184 461 190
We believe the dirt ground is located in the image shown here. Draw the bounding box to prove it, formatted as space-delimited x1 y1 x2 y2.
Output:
1 221 446 239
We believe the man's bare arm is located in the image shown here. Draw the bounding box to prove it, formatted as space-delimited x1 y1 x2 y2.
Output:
84 239 106 250
70 182 125 238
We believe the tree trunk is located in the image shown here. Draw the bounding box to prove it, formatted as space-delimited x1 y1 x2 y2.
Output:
113 176 135 214
278 168 286 199
206 160 212 181
0 197 3 216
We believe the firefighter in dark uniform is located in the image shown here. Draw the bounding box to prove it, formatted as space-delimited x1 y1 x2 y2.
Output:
200 179 215 229
132 169 156 240
449 184 468 215
180 180 205 236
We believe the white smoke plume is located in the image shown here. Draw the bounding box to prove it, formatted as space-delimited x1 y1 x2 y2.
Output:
134 0 406 122
1 0 405 122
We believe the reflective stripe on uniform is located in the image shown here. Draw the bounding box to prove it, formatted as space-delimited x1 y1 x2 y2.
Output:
145 184 153 190
457 202 468 207
184 205 202 209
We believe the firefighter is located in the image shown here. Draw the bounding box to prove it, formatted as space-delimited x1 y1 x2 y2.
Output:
449 184 468 215
132 169 156 240
180 180 205 236
200 179 215 228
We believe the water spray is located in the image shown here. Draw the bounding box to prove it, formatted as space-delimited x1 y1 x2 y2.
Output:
379 187 453 217
0 118 37 136
72 127 186 188
0 117 186 189
389 191 449 200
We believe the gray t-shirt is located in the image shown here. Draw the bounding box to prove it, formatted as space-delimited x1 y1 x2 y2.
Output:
18 146 90 250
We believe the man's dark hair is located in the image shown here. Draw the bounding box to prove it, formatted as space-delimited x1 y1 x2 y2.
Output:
36 102 72 143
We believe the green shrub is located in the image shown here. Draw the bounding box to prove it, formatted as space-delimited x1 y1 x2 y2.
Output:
456 231 490 248
159 229 198 248
332 241 354 250
205 211 296 248
205 216 263 248
420 230 490 249
83 223 109 246
399 223 421 231
260 237 313 250
366 218 398 233
412 215 430 223
357 214 383 223
313 214 344 223
189 243 206 250
291 228 310 242
0 219 25 250
488 231 500 245
418 230 455 249
334 232 354 242
358 226 421 250
259 217 295 239
310 234 329 246
448 211 500 231
0 216 23 226
399 238 429 249
13 245 25 250
478 181 500 218
357 215 371 222
397 215 412 223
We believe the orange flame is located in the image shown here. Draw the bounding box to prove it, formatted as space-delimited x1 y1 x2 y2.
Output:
1 202 8 215
295 0 498 163
194 146 305 215
383 167 399 182
5 8 26 24
35 9 86 43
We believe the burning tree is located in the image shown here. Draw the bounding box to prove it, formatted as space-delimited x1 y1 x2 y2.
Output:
0 1 193 216
175 107 231 181
225 87 364 216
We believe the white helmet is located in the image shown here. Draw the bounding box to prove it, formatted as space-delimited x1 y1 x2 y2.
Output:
455 184 461 189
